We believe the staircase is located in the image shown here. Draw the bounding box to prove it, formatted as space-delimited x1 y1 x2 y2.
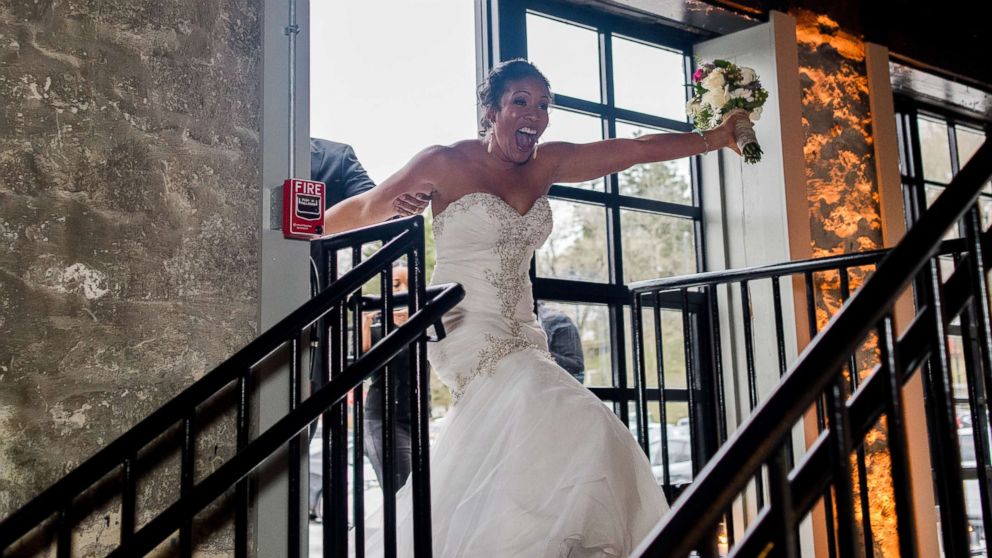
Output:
2 141 990 557
631 140 992 556
0 215 462 557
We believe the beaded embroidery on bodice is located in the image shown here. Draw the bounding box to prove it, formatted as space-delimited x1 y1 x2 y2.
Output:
428 192 554 401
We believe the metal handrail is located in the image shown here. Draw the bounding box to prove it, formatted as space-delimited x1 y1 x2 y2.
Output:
629 237 970 294
633 140 992 557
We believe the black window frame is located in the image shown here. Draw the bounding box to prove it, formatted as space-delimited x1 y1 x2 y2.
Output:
895 94 991 487
895 96 992 228
482 0 709 436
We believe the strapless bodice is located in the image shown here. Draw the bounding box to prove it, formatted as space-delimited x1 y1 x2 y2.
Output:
428 192 554 400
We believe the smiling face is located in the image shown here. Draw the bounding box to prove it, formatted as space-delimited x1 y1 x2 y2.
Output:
487 76 551 164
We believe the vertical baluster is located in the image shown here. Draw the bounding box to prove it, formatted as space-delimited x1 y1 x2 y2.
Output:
652 292 671 492
288 335 302 558
632 292 650 455
681 287 720 558
920 257 971 556
837 267 874 558
825 380 862 558
57 504 71 558
120 454 136 548
337 277 351 557
681 288 701 480
771 276 795 467
409 226 433 557
766 445 798 558
326 251 349 557
739 280 764 509
381 264 397 558
706 285 729 445
878 315 918 558
317 246 338 556
771 276 789 380
963 206 992 543
181 414 196 558
351 275 366 558
705 284 734 549
235 370 250 558
806 271 837 558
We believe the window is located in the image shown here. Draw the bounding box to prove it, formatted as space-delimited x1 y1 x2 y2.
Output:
895 102 992 229
896 97 991 552
489 0 705 451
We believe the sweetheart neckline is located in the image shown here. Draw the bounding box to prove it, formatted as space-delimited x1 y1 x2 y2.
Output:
433 191 549 220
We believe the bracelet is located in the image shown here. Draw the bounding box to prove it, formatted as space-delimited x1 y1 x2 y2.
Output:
695 130 711 154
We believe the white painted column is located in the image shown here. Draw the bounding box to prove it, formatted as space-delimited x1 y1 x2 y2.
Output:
257 0 312 555
695 11 815 555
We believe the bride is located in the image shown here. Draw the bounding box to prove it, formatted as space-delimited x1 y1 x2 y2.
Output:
323 59 744 557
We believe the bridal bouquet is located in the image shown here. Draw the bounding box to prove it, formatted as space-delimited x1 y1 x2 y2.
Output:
686 59 768 164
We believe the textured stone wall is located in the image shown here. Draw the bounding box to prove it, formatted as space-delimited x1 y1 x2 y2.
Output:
0 0 260 554
794 9 895 558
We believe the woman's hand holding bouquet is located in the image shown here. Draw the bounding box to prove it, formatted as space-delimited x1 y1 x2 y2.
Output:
686 60 768 164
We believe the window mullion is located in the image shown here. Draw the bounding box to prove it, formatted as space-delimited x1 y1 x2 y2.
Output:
949 121 961 175
908 106 928 225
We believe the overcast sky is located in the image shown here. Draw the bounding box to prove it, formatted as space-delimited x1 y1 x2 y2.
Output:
310 0 478 184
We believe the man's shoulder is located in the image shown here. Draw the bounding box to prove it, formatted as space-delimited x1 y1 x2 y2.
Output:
311 138 355 157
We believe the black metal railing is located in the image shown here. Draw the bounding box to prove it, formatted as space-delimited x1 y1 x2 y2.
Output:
309 216 441 558
630 244 896 553
631 140 992 557
0 215 462 558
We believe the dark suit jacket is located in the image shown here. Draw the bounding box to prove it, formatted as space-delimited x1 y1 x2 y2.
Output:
310 138 376 208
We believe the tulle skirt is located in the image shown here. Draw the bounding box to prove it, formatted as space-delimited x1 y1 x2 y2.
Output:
364 348 668 557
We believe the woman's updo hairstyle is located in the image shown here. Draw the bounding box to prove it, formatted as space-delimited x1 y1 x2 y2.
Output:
477 59 552 137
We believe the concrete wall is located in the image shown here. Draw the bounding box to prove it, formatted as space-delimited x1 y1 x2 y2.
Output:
0 0 261 553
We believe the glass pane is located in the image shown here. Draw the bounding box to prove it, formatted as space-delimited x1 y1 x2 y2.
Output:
621 209 696 283
981 196 992 229
611 35 686 120
539 301 611 387
947 335 968 397
919 115 952 183
616 121 692 204
657 402 694 485
526 13 600 103
543 108 605 190
625 306 687 390
956 125 986 170
537 198 609 282
896 114 908 176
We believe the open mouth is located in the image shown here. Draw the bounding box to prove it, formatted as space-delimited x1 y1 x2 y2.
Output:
514 127 537 153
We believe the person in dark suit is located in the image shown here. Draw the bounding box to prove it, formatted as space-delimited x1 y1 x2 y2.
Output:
308 138 427 520
537 302 585 384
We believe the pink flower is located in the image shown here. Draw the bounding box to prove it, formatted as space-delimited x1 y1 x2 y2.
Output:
692 67 706 82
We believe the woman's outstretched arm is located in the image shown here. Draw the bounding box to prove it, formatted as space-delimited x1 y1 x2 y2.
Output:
542 111 745 185
322 146 444 235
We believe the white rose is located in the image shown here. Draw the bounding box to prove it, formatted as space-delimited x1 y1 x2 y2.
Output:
750 106 762 121
700 69 725 91
702 87 730 111
731 88 754 101
739 67 756 85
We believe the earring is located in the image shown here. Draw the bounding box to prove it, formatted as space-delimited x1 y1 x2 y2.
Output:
487 136 494 154
532 142 538 161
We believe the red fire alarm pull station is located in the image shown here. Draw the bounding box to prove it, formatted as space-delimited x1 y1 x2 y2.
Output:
282 178 326 239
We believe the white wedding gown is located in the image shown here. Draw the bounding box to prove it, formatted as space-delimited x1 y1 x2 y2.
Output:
367 192 668 557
